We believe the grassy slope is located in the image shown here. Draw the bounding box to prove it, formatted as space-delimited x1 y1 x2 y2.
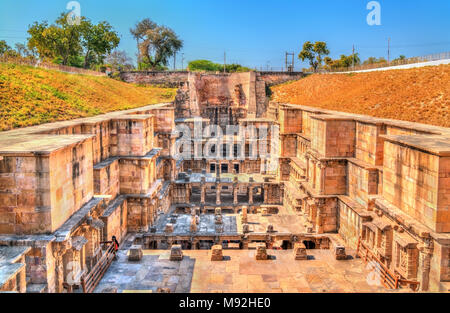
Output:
0 63 177 131
272 64 450 128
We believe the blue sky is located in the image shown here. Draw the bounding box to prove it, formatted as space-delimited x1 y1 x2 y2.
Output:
1 0 449 69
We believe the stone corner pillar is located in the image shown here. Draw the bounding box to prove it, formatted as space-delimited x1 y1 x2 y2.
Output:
233 184 238 205
216 183 221 205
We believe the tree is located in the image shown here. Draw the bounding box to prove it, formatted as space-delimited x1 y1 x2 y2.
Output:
363 56 387 65
188 60 252 73
0 40 12 55
393 55 406 63
340 53 361 68
14 43 36 58
130 18 157 64
80 20 120 69
27 14 83 65
130 18 183 70
298 41 330 72
27 12 120 68
105 50 133 71
188 60 220 72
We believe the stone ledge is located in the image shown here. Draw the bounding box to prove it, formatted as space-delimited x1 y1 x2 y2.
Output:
381 134 450 156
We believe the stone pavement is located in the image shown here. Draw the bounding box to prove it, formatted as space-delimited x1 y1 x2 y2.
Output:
95 248 389 293
95 249 195 293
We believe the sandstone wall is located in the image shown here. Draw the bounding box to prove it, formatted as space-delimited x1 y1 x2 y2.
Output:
383 140 447 232
257 72 305 86
355 121 385 166
93 158 120 199
49 139 94 232
119 71 189 87
101 197 128 244
323 160 347 195
347 161 379 207
111 115 154 157
119 158 155 195
279 108 303 134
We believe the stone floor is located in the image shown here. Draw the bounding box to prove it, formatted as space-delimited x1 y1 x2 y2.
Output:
244 210 308 234
95 248 390 293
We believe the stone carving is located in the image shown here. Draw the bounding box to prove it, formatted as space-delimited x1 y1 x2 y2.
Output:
170 245 183 261
241 206 248 224
128 245 143 262
215 214 223 225
211 245 224 261
165 223 174 233
255 243 268 260
294 243 308 260
335 246 347 260
190 217 197 233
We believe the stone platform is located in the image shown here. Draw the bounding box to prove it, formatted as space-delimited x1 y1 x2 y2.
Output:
95 248 391 293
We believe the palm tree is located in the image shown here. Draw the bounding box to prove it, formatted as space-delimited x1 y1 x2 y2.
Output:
130 18 183 70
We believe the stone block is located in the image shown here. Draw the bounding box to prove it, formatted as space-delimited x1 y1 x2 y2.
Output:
255 243 268 260
100 287 118 293
215 224 224 233
211 245 223 261
128 245 143 262
241 206 248 224
165 223 174 233
294 243 308 260
170 245 183 261
190 218 197 233
335 246 347 260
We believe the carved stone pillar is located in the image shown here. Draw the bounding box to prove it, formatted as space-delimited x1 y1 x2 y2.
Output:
201 185 206 205
233 184 238 205
318 162 326 194
311 159 317 189
263 185 269 203
191 239 199 250
241 206 248 224
170 158 176 181
309 200 317 226
316 202 324 234
52 241 70 293
185 184 191 204
249 185 254 205
305 155 310 182
141 199 149 232
419 245 433 292
216 183 221 205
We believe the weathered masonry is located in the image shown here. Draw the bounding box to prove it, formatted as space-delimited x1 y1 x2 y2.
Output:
0 71 449 293
277 103 450 292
